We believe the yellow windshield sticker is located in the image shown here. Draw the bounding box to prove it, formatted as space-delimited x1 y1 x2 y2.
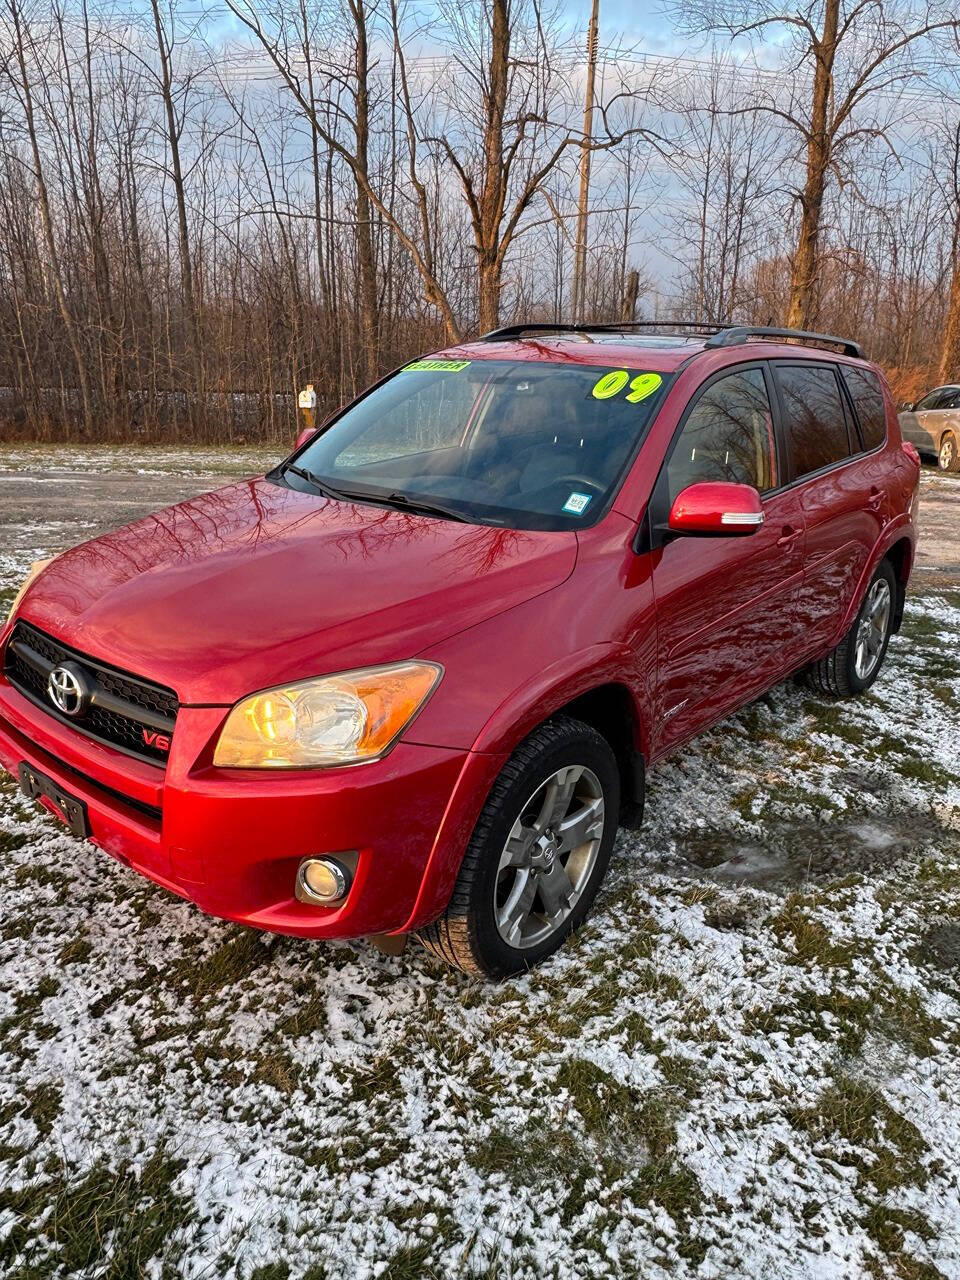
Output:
625 372 662 403
591 370 630 399
403 359 471 372
591 369 663 404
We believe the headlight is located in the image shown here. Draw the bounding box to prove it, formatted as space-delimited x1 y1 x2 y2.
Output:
212 661 442 768
6 558 54 623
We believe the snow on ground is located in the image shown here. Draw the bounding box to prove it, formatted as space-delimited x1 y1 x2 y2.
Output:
0 450 959 1280
0 442 281 478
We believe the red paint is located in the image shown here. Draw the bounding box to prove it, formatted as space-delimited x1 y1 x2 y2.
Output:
667 481 764 534
0 334 918 939
143 731 171 752
901 441 921 469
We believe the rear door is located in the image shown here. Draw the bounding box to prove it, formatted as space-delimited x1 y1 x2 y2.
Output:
771 361 886 658
648 363 806 757
926 389 960 464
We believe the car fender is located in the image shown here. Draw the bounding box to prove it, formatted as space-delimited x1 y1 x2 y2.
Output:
832 512 915 644
398 641 649 933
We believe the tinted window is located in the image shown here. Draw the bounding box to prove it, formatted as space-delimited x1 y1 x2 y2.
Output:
774 364 851 477
291 359 667 531
840 366 887 450
914 387 959 411
667 367 777 502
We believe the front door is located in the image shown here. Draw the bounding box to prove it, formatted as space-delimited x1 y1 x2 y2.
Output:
648 363 806 758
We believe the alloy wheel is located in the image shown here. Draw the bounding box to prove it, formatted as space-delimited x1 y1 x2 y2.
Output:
493 764 605 950
940 437 956 470
854 577 891 680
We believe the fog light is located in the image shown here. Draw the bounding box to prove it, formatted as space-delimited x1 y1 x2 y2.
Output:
296 857 351 905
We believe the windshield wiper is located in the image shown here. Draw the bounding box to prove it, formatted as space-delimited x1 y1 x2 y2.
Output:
282 463 467 522
281 463 347 500
379 491 468 523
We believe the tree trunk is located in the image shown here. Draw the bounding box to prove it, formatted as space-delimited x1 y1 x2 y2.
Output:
475 0 509 334
621 268 640 323
9 0 93 432
787 0 839 330
939 128 960 384
349 0 379 382
940 235 960 384
149 0 200 389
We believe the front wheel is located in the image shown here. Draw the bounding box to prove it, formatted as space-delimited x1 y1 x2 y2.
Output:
801 560 896 698
939 432 960 473
418 716 620 978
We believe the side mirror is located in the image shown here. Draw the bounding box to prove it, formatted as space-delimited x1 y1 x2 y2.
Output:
668 481 764 536
295 426 318 450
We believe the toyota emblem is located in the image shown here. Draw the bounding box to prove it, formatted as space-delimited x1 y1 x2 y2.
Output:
47 663 89 717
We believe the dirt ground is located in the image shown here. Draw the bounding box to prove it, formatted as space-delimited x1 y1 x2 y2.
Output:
916 469 960 587
0 445 957 587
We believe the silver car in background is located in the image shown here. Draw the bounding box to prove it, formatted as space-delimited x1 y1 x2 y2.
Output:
899 385 960 472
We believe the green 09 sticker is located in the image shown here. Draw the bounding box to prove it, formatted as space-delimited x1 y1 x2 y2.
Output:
591 370 662 404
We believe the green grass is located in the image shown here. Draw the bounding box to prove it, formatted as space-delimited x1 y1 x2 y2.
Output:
768 899 857 968
790 1077 929 1195
0 1147 193 1279
171 929 275 1001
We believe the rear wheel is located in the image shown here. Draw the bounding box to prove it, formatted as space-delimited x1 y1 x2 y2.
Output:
418 716 620 978
801 560 896 698
939 432 960 473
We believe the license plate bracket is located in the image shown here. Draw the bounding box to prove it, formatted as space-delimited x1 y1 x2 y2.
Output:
18 762 91 838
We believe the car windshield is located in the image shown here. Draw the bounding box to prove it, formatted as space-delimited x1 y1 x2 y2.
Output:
281 358 668 531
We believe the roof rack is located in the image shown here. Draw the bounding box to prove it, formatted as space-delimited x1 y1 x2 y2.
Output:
479 321 735 342
704 326 863 359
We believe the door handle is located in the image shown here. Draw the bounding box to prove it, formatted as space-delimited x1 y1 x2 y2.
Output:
777 525 801 547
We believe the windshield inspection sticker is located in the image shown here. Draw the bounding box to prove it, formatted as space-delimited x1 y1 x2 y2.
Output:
402 359 471 373
563 492 593 516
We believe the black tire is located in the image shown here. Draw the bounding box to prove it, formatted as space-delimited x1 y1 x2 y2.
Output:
418 716 621 978
801 559 897 698
939 432 960 473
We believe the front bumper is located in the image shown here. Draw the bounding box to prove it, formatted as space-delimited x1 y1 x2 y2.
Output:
0 675 492 938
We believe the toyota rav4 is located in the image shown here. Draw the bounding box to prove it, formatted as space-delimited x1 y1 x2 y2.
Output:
0 323 921 977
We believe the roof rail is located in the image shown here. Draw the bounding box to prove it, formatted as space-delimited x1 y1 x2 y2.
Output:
479 321 736 342
704 326 863 359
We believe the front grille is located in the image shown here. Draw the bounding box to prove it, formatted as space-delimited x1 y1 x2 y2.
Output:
3 620 178 765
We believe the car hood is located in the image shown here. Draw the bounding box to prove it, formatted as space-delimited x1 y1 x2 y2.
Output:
15 477 577 705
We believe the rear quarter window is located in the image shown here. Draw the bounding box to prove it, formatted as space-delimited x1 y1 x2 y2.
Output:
840 366 887 450
774 363 852 478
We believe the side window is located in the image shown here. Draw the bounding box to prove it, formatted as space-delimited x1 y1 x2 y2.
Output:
334 373 476 466
914 388 950 411
667 367 777 502
943 390 960 410
774 364 852 478
840 366 887 450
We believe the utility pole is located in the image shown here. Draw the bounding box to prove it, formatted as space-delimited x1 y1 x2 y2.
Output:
572 0 600 323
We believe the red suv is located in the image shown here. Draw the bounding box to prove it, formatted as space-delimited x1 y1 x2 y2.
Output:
0 324 920 977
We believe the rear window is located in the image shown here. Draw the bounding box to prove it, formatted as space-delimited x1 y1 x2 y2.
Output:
840 367 887 450
774 363 852 478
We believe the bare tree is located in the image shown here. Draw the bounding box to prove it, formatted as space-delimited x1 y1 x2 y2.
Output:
694 0 960 328
937 119 960 383
2 0 94 430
